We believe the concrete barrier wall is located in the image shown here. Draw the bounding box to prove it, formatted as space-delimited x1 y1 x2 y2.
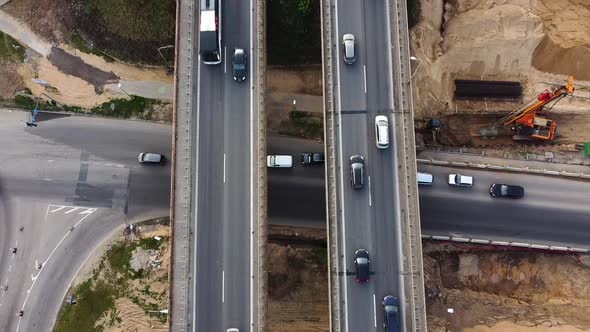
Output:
417 158 590 179
422 234 590 253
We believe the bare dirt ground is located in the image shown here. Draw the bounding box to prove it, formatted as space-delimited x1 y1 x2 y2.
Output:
67 223 170 332
267 225 330 332
267 66 324 139
410 0 590 148
424 241 590 331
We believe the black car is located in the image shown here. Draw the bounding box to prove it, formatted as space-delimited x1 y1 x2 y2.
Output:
354 248 370 283
232 48 247 82
489 184 525 199
382 295 400 332
350 155 365 189
301 153 325 166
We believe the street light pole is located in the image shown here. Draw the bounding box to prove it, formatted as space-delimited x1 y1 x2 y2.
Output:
410 56 422 79
117 83 131 98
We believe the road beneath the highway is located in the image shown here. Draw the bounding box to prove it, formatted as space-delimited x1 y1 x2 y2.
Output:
267 136 326 227
418 165 590 248
0 110 171 332
191 0 254 330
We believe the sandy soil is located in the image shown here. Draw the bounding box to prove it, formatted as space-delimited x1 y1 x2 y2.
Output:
424 241 590 331
267 225 330 332
267 66 323 135
0 60 23 99
410 0 590 146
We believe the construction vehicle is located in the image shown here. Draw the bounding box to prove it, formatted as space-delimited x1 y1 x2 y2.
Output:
496 76 574 141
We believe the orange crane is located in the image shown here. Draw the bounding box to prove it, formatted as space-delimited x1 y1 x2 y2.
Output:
496 76 574 141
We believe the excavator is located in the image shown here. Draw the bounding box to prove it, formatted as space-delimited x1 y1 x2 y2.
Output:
496 76 574 141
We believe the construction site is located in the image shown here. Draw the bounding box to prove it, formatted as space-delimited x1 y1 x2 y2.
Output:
412 0 590 331
411 0 590 153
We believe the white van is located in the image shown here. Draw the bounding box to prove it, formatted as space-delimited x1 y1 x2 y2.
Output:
267 155 293 168
375 115 390 149
417 172 433 185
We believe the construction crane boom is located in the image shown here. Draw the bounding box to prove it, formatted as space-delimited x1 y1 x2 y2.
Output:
496 76 574 141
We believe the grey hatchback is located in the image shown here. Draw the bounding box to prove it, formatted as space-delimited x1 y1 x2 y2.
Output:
138 152 166 165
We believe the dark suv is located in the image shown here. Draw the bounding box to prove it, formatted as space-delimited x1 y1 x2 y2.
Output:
301 153 325 166
382 295 400 331
354 249 370 283
350 155 365 189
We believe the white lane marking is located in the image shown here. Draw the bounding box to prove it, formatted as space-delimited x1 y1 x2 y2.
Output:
8 265 11 272
65 207 80 214
15 211 94 332
333 0 349 330
223 153 226 183
222 270 225 303
249 0 255 327
50 206 65 213
373 294 377 327
224 46 227 74
368 176 372 207
363 65 367 94
43 178 52 181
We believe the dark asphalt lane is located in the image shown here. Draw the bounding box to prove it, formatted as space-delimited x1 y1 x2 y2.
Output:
333 0 402 329
192 0 253 330
418 165 590 248
0 110 171 332
267 136 326 227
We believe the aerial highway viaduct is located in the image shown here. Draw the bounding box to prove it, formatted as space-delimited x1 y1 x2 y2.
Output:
321 0 427 330
169 0 266 330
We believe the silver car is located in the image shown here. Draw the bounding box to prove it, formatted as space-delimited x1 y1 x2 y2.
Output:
342 34 356 64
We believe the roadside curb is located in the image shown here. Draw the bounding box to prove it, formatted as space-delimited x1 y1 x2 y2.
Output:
417 158 590 180
422 234 590 253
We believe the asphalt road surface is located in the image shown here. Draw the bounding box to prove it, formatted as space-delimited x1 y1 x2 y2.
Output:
191 0 254 330
333 0 403 330
267 136 326 227
418 165 590 248
0 110 171 332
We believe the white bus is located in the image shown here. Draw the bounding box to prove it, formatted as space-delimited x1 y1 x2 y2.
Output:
200 0 221 65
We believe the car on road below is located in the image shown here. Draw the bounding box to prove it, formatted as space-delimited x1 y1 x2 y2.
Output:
354 248 370 283
138 152 166 165
350 155 365 189
342 34 356 64
232 48 247 82
490 184 524 199
301 152 325 166
267 155 293 168
448 174 473 186
226 329 239 332
382 295 400 332
417 172 433 185
375 115 390 149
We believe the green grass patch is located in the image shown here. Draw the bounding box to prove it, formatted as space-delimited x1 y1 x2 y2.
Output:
70 32 115 62
139 237 166 250
105 242 134 276
68 0 176 64
278 110 324 140
267 0 322 65
90 96 158 118
53 279 117 332
306 247 328 267
0 31 26 62
13 94 84 113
